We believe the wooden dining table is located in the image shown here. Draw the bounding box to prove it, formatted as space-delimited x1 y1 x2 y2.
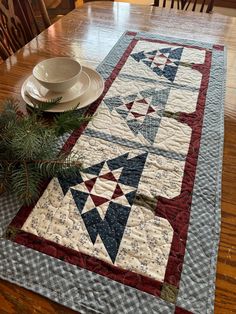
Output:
0 1 236 313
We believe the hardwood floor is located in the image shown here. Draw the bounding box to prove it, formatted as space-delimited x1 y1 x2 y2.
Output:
0 280 77 314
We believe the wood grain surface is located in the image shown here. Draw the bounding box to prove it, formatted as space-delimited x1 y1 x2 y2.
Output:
0 2 236 313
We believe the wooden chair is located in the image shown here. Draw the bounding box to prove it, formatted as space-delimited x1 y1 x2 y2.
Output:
0 0 51 60
153 0 215 13
44 0 76 21
153 0 184 10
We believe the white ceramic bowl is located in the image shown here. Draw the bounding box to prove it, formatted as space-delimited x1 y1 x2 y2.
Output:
33 57 82 93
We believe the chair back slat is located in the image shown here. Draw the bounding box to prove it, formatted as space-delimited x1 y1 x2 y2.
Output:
38 0 51 27
182 0 214 12
0 0 51 61
200 0 206 12
206 0 214 12
0 1 30 52
192 0 198 11
21 0 41 34
0 41 9 60
153 0 215 12
0 22 12 58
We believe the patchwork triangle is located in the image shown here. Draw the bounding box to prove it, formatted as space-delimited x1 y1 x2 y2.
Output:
147 106 156 114
99 172 117 182
99 162 111 176
85 161 105 176
159 47 171 54
158 53 167 58
81 195 96 214
84 178 97 192
90 194 109 207
131 112 145 119
111 184 124 199
136 98 148 104
125 102 134 110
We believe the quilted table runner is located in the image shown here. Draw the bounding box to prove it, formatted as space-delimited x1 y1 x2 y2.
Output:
0 31 225 314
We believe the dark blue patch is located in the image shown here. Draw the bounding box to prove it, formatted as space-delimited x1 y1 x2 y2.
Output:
116 108 129 120
145 50 158 56
151 88 170 107
163 64 178 82
168 47 183 60
107 153 129 171
159 48 171 54
58 173 83 195
103 96 123 112
139 115 161 144
125 191 137 206
80 202 131 263
82 207 104 243
142 60 153 68
71 189 89 213
131 50 147 62
126 118 141 136
125 93 138 103
152 66 164 77
84 161 105 176
118 153 148 187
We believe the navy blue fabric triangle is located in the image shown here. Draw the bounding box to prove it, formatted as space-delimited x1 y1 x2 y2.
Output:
159 48 171 54
71 189 89 213
163 64 178 82
125 93 138 103
125 191 137 206
81 202 131 263
107 153 129 171
139 115 161 144
150 88 170 107
103 96 123 112
58 173 83 195
169 47 183 60
126 119 141 135
81 207 103 243
116 109 129 120
118 152 148 188
143 60 152 68
84 161 105 176
152 66 164 76
130 50 147 62
146 49 157 56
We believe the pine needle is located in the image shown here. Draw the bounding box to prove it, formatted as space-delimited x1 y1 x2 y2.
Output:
0 98 90 205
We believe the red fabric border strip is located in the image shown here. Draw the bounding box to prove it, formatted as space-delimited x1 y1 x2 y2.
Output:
157 50 212 288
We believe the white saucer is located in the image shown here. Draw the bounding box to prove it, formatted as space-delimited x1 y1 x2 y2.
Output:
25 70 90 104
21 66 104 112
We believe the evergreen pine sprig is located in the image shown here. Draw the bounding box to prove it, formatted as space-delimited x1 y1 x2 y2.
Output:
0 98 91 205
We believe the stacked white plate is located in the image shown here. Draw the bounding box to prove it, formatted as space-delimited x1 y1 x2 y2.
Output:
21 66 104 112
